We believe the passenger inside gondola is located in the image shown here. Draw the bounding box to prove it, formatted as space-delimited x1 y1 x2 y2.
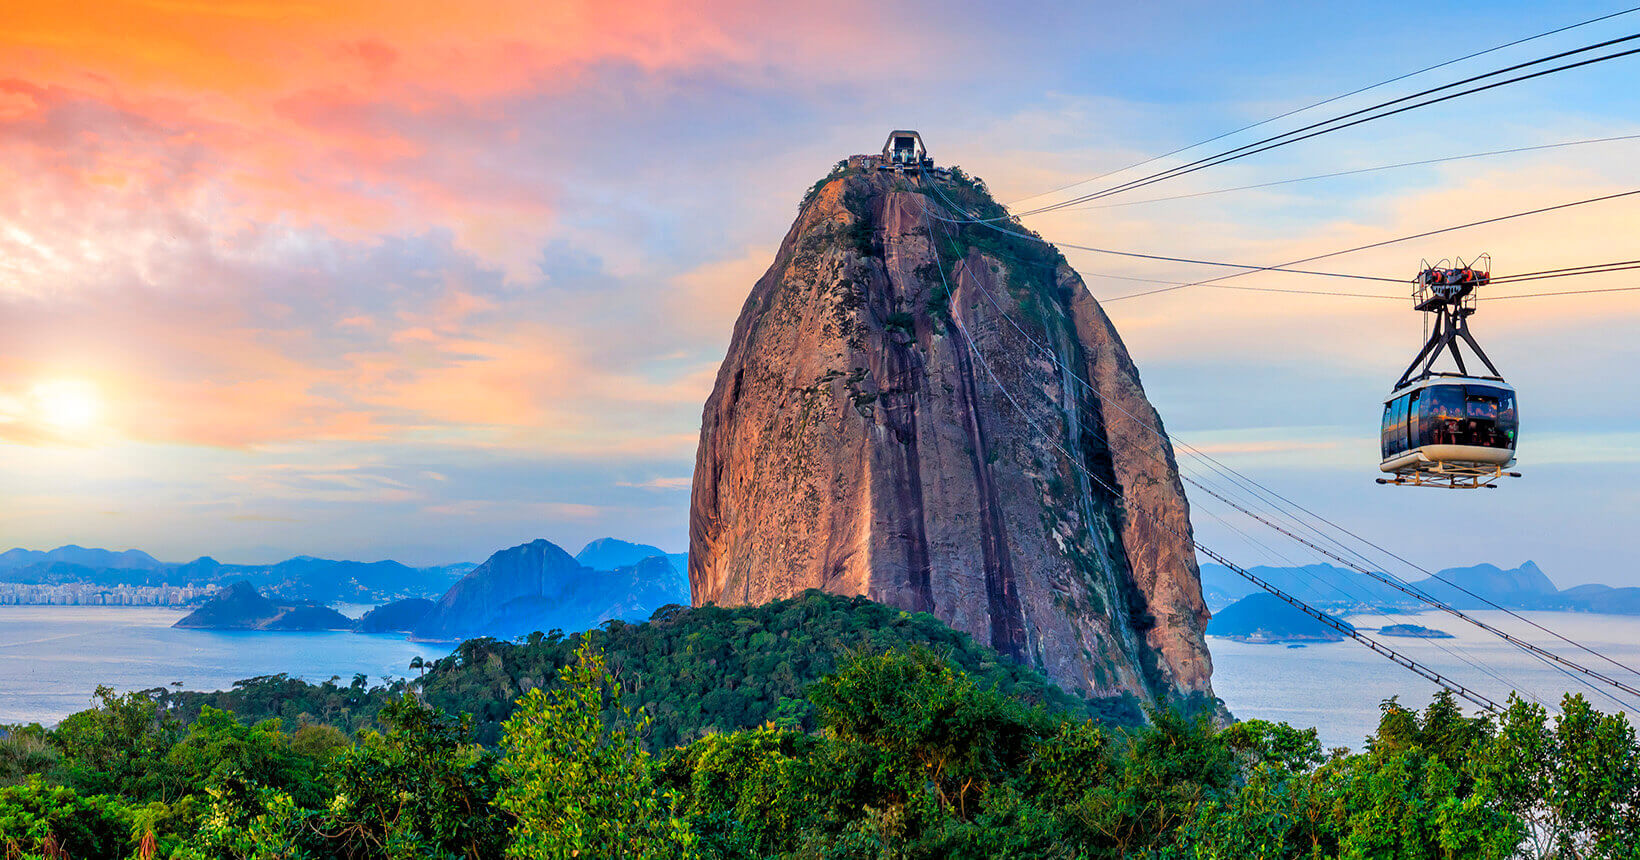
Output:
1421 386 1466 445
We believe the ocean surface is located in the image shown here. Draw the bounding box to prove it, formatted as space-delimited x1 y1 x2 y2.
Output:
0 606 428 726
3 606 1637 747
1212 609 1640 750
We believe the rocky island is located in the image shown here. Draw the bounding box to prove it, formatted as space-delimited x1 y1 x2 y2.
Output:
1206 593 1351 643
353 598 436 633
1378 623 1455 638
173 581 353 631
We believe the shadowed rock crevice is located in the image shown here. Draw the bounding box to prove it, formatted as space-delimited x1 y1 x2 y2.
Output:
689 165 1215 709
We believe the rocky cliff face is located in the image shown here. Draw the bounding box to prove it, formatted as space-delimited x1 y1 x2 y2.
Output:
689 166 1215 708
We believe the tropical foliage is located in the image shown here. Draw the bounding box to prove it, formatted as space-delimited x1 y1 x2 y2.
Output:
1 594 1636 858
151 591 1146 747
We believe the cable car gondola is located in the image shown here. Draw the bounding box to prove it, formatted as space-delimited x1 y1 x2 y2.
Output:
1377 255 1521 489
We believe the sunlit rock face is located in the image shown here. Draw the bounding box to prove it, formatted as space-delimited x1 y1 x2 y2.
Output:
688 166 1216 709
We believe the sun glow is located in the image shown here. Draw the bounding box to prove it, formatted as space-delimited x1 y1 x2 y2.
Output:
32 380 103 432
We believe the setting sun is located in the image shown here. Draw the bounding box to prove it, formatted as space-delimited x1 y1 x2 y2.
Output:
31 380 102 432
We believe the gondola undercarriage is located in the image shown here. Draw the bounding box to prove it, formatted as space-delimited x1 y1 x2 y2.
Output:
1377 454 1521 489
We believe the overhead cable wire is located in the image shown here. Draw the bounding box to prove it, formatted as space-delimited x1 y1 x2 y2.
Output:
1003 34 1640 217
1099 187 1640 302
1196 284 1401 300
926 210 1402 282
1492 284 1640 300
1191 476 1551 708
933 167 1640 303
1184 470 1640 705
950 250 1401 293
1067 262 1640 302
1006 6 1640 208
1196 443 1640 685
919 199 1506 714
1487 260 1640 285
1149 416 1640 708
1060 134 1640 212
1490 258 1640 280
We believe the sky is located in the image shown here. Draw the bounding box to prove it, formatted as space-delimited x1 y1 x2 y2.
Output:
1 1 1637 585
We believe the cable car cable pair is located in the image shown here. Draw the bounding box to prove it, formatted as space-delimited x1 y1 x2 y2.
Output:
1005 5 1640 209
996 32 1640 219
925 185 1640 304
1062 134 1640 212
1094 187 1640 303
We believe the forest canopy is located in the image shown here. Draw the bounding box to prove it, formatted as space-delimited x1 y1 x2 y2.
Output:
1 592 1635 858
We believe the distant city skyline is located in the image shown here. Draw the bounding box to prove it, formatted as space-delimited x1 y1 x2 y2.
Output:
2 1 1638 584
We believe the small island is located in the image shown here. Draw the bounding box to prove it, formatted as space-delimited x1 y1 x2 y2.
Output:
174 581 353 631
1377 623 1455 639
1206 593 1352 644
354 598 436 633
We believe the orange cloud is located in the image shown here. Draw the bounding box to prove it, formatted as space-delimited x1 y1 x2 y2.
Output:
3 1 747 102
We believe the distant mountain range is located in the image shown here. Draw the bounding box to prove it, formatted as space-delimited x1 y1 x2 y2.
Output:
1199 560 1640 616
0 545 472 604
414 539 689 641
0 537 687 609
0 545 167 571
573 537 687 576
167 537 691 643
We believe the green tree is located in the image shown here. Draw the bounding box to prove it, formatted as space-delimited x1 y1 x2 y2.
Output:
498 642 697 859
51 685 181 801
312 694 508 859
660 727 829 858
165 707 331 809
1303 695 1517 859
809 646 1055 821
1064 707 1239 858
1476 693 1640 858
1220 718 1325 776
0 778 137 859
174 770 311 860
288 723 350 762
0 725 59 787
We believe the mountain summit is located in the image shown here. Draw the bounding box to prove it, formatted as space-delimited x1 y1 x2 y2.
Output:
412 539 688 641
688 153 1215 709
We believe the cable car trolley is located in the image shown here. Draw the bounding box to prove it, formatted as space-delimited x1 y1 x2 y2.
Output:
1378 254 1521 489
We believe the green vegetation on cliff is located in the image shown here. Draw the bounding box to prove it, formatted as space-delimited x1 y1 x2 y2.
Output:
153 591 1144 746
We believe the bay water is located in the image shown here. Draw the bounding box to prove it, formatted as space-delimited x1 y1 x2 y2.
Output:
0 606 428 726
1212 609 1640 750
3 605 1637 750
